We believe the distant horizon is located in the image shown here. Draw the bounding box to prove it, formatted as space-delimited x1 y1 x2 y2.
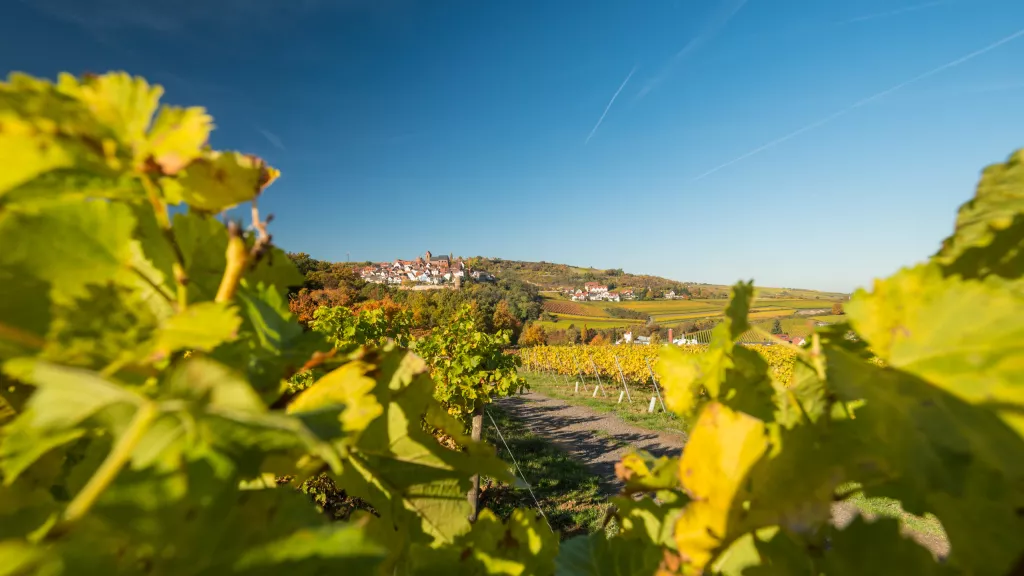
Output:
5 0 1022 294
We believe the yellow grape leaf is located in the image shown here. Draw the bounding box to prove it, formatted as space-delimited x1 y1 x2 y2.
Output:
162 151 280 211
674 402 767 572
56 71 161 150
615 450 679 494
145 105 213 174
658 345 703 416
287 361 383 436
0 115 78 197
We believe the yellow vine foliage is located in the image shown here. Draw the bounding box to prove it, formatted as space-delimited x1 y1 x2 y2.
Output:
518 344 796 386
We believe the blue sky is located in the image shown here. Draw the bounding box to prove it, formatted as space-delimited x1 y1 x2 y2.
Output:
3 0 1024 292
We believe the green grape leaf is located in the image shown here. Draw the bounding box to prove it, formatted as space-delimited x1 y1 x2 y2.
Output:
610 492 687 548
614 451 680 494
725 280 755 339
0 360 143 482
233 518 388 575
147 213 303 305
674 402 768 572
40 284 160 371
212 281 329 397
245 245 306 300
1 170 145 212
554 531 663 576
149 301 241 358
54 459 373 575
0 539 62 576
411 508 559 575
820 516 948 575
0 440 65 540
161 150 279 212
287 359 384 437
658 325 776 422
0 202 136 304
336 347 512 545
846 264 1024 434
56 71 161 152
722 528 814 576
936 148 1024 278
0 265 51 358
824 344 1024 575
144 105 212 175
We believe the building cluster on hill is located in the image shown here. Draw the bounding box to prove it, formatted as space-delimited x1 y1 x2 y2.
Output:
359 250 495 286
565 282 634 302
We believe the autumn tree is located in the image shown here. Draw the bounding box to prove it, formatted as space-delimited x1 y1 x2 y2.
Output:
519 323 547 347
492 300 523 342
590 334 607 346
832 302 845 315
565 325 581 344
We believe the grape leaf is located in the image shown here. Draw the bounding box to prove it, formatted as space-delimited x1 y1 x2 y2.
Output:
554 531 663 576
674 402 768 572
149 213 303 305
287 359 384 438
40 284 160 371
0 170 145 212
56 71 161 152
846 264 1024 434
820 516 947 575
149 302 241 358
936 148 1024 275
0 265 51 359
161 151 279 212
144 105 212 175
410 508 559 575
0 360 143 482
824 344 1024 575
610 492 687 548
0 539 62 576
212 281 329 398
614 451 680 494
0 202 136 304
335 347 512 545
0 73 119 197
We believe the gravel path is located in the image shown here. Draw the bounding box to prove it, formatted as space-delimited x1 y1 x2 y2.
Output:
496 391 686 494
496 389 950 559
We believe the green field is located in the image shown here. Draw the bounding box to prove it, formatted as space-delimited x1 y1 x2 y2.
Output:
540 294 840 332
811 314 847 323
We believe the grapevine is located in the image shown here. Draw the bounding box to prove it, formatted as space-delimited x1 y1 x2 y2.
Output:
519 344 796 388
1 70 1022 576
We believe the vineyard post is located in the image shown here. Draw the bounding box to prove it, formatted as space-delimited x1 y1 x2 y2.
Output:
467 399 484 522
572 354 588 392
644 357 668 413
613 355 633 403
587 352 608 397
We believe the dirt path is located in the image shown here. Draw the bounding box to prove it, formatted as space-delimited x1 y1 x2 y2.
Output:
496 391 686 494
496 390 950 559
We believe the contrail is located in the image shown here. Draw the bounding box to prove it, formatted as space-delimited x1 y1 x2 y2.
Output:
585 66 637 145
637 0 748 101
842 0 954 25
258 128 286 151
691 26 1024 182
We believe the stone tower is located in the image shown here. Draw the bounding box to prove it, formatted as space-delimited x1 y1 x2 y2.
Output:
425 250 432 261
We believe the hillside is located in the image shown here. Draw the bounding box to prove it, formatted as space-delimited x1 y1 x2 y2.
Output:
470 257 848 300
